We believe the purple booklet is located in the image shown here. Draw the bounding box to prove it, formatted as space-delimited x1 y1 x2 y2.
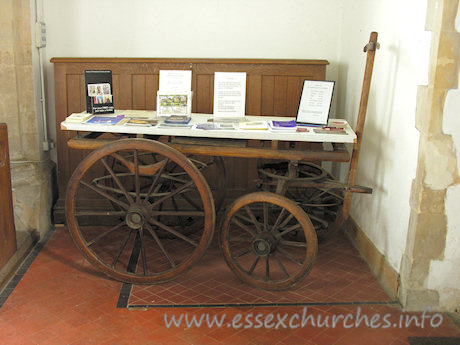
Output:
269 120 297 130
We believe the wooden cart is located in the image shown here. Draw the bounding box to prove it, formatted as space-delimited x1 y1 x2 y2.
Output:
59 33 378 291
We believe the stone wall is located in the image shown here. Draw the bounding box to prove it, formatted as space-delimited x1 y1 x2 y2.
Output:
0 0 53 239
399 0 460 312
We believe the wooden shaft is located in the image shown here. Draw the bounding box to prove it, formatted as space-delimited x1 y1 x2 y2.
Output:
342 32 378 219
67 137 351 162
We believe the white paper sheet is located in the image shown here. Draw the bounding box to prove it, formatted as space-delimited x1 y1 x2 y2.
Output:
213 72 247 117
159 70 192 92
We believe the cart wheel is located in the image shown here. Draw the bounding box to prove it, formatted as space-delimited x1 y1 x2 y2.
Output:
220 192 317 290
65 138 215 284
291 168 344 240
258 161 344 240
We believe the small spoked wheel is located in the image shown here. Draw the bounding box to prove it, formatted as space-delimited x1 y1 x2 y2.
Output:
258 161 344 240
220 192 317 290
65 138 215 284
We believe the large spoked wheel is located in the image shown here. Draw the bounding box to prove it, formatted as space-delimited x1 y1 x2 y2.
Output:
220 192 317 290
65 138 215 284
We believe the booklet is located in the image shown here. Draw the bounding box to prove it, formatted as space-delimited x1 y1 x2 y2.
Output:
164 115 191 124
65 113 93 123
269 120 297 131
239 121 268 130
85 115 125 125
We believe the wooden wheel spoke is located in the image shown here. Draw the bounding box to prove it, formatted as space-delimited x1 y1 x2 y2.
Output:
101 157 134 204
270 208 287 233
273 252 290 278
145 223 176 268
265 255 270 281
232 216 257 237
276 223 302 238
263 202 269 232
277 247 303 266
80 180 129 210
87 221 126 247
279 240 307 248
148 180 195 211
244 206 262 233
111 231 132 268
144 158 168 204
279 213 295 230
179 191 203 211
148 217 198 247
134 150 141 202
138 228 148 275
232 248 251 259
248 257 260 275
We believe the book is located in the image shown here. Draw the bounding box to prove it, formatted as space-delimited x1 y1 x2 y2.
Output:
196 122 237 130
124 118 158 127
313 127 346 135
65 113 93 123
158 122 193 129
239 121 268 130
269 120 297 131
164 115 191 124
84 115 125 125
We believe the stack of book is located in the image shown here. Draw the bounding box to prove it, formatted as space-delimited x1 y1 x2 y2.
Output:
65 113 93 123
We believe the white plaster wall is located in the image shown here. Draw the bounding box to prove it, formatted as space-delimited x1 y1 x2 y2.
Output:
41 0 345 156
335 0 429 272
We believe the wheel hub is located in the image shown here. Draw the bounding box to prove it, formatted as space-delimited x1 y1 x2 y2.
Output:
252 233 277 257
126 205 147 229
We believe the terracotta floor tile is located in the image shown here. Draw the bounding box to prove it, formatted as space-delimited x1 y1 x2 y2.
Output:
0 227 458 345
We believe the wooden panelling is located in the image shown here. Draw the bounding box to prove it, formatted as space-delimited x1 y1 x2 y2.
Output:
0 123 17 268
51 58 328 219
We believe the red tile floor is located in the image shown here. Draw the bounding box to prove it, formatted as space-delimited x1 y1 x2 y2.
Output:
0 225 458 344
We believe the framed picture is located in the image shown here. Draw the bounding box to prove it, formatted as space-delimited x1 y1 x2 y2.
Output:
296 80 335 125
156 91 192 117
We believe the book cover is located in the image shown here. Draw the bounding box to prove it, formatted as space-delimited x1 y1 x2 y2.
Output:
85 70 114 114
124 118 158 127
269 120 297 131
239 121 268 130
65 113 93 123
164 115 191 124
85 115 125 125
